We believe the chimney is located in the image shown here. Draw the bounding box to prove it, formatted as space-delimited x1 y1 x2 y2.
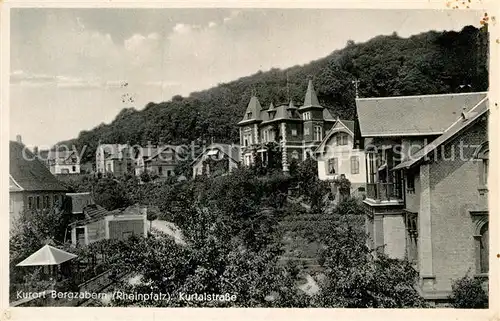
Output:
16 135 22 144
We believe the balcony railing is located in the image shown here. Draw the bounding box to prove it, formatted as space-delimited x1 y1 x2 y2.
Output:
366 182 403 202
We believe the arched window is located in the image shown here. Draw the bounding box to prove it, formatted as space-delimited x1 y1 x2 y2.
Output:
472 213 489 275
474 142 488 194
479 223 489 273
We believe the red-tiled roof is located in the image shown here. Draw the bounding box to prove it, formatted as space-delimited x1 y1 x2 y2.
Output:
9 141 68 192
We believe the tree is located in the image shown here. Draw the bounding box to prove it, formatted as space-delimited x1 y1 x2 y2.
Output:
310 199 427 308
9 207 70 300
58 26 488 163
450 275 488 308
292 158 330 211
146 207 159 230
93 177 132 211
139 171 152 183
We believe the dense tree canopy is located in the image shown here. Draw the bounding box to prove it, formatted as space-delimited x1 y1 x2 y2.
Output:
58 26 488 163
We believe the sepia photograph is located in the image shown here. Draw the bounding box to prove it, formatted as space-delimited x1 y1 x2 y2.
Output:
4 2 495 314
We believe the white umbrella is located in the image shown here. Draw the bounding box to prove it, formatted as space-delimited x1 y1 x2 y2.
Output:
16 244 77 266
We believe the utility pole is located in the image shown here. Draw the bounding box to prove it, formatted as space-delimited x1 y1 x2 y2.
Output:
352 79 360 98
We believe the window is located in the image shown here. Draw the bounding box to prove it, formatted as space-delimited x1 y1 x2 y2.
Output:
404 211 418 265
303 112 311 120
28 197 33 210
472 212 488 275
61 168 69 174
291 129 298 136
304 128 310 136
327 158 338 175
263 130 269 142
44 195 50 209
350 156 360 174
75 227 86 245
291 151 299 159
336 133 348 146
247 112 253 119
406 170 415 191
483 157 488 186
314 126 322 141
479 223 489 273
159 166 163 175
243 131 253 147
474 142 488 194
72 165 76 172
36 196 41 209
107 163 112 172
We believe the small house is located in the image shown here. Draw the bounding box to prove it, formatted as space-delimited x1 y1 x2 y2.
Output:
191 143 241 178
69 204 147 246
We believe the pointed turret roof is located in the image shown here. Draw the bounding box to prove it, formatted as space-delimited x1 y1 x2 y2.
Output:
300 79 322 110
238 94 263 125
287 99 297 109
268 102 275 110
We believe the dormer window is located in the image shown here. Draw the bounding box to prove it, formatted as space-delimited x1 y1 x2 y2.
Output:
303 112 311 121
247 112 253 119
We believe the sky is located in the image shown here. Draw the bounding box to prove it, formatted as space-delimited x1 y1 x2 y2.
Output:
9 8 484 148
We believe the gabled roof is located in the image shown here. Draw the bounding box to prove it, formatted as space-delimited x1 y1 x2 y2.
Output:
323 108 335 121
98 144 130 160
134 146 160 158
9 141 68 192
238 95 263 125
315 119 356 154
46 150 79 161
299 79 322 110
9 176 23 192
393 96 488 170
145 145 177 163
191 143 241 165
356 92 488 137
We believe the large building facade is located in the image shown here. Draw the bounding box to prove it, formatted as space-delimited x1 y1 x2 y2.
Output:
9 140 69 229
356 92 489 303
95 144 134 176
237 79 338 171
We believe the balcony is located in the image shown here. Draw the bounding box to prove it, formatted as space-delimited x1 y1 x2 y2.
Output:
366 182 403 203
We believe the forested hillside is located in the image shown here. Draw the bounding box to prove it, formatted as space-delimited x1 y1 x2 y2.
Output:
60 25 488 162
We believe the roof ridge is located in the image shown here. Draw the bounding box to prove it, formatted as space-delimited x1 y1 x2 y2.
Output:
356 91 488 102
443 96 488 132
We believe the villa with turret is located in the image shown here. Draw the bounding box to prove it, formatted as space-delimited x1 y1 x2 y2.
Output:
237 79 344 171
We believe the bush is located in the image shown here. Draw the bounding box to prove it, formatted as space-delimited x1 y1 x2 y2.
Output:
450 275 488 308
